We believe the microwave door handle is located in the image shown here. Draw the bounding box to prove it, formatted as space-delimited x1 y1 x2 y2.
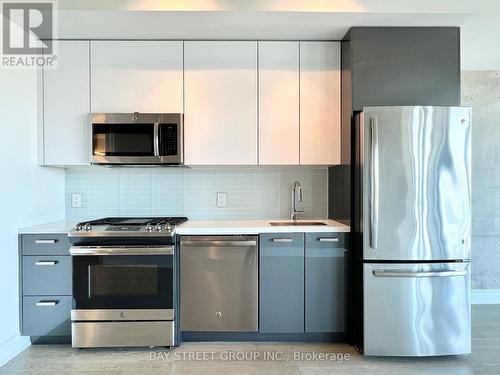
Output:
153 123 160 157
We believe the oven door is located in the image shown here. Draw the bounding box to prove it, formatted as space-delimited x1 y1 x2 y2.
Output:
71 246 174 314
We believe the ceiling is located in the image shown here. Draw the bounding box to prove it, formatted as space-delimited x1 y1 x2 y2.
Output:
49 1 500 69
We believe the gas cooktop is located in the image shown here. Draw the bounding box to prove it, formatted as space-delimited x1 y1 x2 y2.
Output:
69 216 188 237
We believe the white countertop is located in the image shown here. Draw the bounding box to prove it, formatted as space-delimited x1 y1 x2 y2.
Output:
18 220 77 234
175 219 349 235
18 219 349 235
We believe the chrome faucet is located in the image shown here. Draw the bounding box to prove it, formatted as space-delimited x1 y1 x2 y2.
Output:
291 181 304 220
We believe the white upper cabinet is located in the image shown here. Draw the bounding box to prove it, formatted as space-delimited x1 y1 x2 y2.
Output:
184 41 258 165
258 42 299 165
90 41 183 113
299 42 341 165
42 40 90 165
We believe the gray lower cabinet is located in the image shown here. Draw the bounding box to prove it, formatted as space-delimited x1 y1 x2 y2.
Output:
22 296 72 336
259 232 347 335
305 233 346 332
19 233 72 339
22 256 72 295
259 233 304 333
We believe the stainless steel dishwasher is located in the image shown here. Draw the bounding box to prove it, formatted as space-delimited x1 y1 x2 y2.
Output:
180 236 258 332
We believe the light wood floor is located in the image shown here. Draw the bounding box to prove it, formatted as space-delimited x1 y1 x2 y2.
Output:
2 305 499 374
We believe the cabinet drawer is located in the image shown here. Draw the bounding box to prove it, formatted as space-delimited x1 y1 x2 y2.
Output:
22 296 72 336
21 234 70 255
23 256 71 296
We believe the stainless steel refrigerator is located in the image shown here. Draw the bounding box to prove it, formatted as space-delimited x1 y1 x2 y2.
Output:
352 106 471 356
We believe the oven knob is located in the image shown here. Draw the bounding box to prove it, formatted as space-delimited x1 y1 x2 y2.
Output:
146 225 154 232
155 224 162 232
74 225 83 232
84 224 92 232
164 224 172 232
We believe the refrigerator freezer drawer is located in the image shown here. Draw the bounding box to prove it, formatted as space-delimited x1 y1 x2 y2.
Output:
363 262 470 356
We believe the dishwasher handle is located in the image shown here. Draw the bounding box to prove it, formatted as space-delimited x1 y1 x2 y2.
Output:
180 240 257 247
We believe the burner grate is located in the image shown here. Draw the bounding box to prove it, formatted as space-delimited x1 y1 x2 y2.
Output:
76 217 188 227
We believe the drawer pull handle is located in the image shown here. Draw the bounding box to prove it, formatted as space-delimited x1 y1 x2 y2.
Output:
35 261 58 266
36 301 59 307
272 238 293 243
35 239 58 244
318 238 339 242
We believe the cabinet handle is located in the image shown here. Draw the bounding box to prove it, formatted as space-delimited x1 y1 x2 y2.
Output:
35 239 58 244
36 300 59 307
35 260 58 266
318 237 339 242
272 238 293 243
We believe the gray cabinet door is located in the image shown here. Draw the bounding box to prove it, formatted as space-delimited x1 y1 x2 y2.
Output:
22 256 72 296
22 296 72 336
259 233 304 333
305 233 346 333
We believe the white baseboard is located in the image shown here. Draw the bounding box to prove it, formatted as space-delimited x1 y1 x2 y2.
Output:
0 334 30 368
472 289 500 304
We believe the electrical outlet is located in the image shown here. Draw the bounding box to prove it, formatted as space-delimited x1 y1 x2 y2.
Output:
71 193 82 208
216 192 227 208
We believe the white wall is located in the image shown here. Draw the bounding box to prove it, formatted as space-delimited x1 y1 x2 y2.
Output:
0 68 65 366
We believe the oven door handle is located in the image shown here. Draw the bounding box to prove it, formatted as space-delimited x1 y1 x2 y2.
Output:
69 246 174 256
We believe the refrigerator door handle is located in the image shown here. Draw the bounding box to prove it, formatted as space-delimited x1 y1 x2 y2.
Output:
370 117 379 249
372 270 468 278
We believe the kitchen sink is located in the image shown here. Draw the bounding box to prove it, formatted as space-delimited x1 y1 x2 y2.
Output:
269 221 327 226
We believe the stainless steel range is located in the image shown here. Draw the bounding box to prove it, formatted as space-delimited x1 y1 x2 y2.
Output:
68 217 187 348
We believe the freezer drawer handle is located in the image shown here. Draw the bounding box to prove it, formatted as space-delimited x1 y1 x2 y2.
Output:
35 239 58 244
36 300 59 307
372 270 468 278
180 240 257 247
35 260 58 266
318 237 339 242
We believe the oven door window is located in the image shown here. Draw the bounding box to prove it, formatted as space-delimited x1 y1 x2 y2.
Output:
73 255 173 309
92 124 155 156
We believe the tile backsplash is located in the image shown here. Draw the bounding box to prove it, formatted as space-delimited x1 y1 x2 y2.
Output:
65 167 328 221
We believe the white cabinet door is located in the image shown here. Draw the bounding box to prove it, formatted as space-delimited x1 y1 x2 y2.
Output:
258 42 299 165
90 41 183 113
300 42 341 165
42 41 90 165
184 41 258 165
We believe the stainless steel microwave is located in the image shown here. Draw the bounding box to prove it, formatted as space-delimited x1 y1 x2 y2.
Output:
90 113 183 165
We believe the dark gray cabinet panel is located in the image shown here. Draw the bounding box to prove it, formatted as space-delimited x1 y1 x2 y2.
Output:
348 27 460 110
22 234 71 255
259 233 304 333
305 233 346 333
22 296 72 336
22 256 71 296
